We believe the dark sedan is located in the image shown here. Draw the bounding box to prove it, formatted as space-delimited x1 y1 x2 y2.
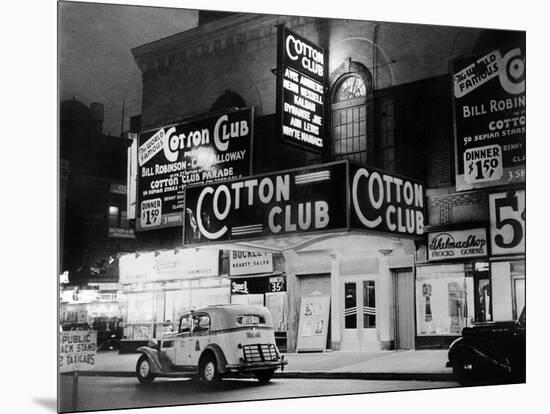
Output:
446 307 525 385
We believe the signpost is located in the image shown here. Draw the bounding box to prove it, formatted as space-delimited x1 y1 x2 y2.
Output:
59 330 97 411
277 26 326 153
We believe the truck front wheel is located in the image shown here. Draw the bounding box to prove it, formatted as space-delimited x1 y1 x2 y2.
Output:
136 354 156 384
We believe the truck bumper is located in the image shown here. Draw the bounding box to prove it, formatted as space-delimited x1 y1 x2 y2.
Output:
226 356 288 374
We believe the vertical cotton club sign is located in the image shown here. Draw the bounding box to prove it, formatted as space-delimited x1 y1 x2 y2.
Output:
277 26 326 153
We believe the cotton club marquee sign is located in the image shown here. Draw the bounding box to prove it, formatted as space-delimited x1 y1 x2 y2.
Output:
183 161 425 245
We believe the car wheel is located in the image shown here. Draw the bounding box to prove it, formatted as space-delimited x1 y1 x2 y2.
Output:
255 370 275 384
136 354 156 384
452 357 476 385
200 355 220 385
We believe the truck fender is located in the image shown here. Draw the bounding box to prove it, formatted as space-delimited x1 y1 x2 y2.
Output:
137 346 166 374
201 344 228 374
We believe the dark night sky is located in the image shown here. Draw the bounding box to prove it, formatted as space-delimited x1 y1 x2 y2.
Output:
59 1 198 135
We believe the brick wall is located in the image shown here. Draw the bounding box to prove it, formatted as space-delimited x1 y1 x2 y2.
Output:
427 189 489 226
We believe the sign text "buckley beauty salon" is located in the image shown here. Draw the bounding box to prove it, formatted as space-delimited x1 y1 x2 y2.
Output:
183 161 424 245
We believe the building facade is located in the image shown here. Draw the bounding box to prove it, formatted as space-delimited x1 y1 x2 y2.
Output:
126 11 525 351
60 99 135 334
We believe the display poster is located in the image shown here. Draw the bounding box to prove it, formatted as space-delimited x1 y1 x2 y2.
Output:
184 162 348 245
296 294 330 352
277 26 326 153
416 267 474 336
489 190 525 255
136 108 253 231
349 163 425 237
229 250 273 276
428 228 488 261
59 330 97 373
119 249 220 284
452 45 526 191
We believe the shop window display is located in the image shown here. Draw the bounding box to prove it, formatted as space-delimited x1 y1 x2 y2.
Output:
511 261 525 320
416 266 474 336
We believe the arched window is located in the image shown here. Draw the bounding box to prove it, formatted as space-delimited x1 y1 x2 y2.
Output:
330 62 372 165
210 90 246 112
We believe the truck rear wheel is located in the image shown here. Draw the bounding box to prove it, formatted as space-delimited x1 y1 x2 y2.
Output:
200 354 220 384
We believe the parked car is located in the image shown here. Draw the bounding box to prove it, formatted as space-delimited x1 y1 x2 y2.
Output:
136 305 287 385
446 307 525 385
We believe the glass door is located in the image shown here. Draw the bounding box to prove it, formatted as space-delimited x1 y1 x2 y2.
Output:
341 277 377 351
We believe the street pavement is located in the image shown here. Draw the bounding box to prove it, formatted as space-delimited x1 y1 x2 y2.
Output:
89 349 453 381
59 375 460 412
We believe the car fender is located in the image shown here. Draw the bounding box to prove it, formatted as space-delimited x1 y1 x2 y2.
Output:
201 343 228 374
137 346 168 374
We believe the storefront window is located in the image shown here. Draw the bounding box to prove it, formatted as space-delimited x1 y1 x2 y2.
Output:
127 292 155 323
416 265 474 336
511 261 525 319
473 262 492 322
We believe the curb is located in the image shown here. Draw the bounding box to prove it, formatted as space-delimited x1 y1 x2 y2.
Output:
275 371 454 382
61 370 454 382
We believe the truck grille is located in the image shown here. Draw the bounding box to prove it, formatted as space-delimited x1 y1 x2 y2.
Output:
242 344 279 362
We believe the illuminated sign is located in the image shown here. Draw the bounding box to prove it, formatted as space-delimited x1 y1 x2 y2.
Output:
349 164 425 236
183 161 425 245
136 108 253 231
277 26 325 153
452 44 526 191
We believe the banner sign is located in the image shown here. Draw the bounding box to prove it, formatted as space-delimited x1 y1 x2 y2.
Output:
59 330 97 373
119 249 220 284
428 228 488 261
229 250 273 276
184 162 348 245
184 161 425 245
136 108 253 231
489 189 525 255
452 44 526 191
277 26 326 153
349 164 425 236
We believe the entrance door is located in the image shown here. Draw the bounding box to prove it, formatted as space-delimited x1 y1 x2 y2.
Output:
394 269 414 350
341 276 377 351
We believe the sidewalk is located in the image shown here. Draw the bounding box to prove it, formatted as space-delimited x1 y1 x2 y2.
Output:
89 349 453 381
